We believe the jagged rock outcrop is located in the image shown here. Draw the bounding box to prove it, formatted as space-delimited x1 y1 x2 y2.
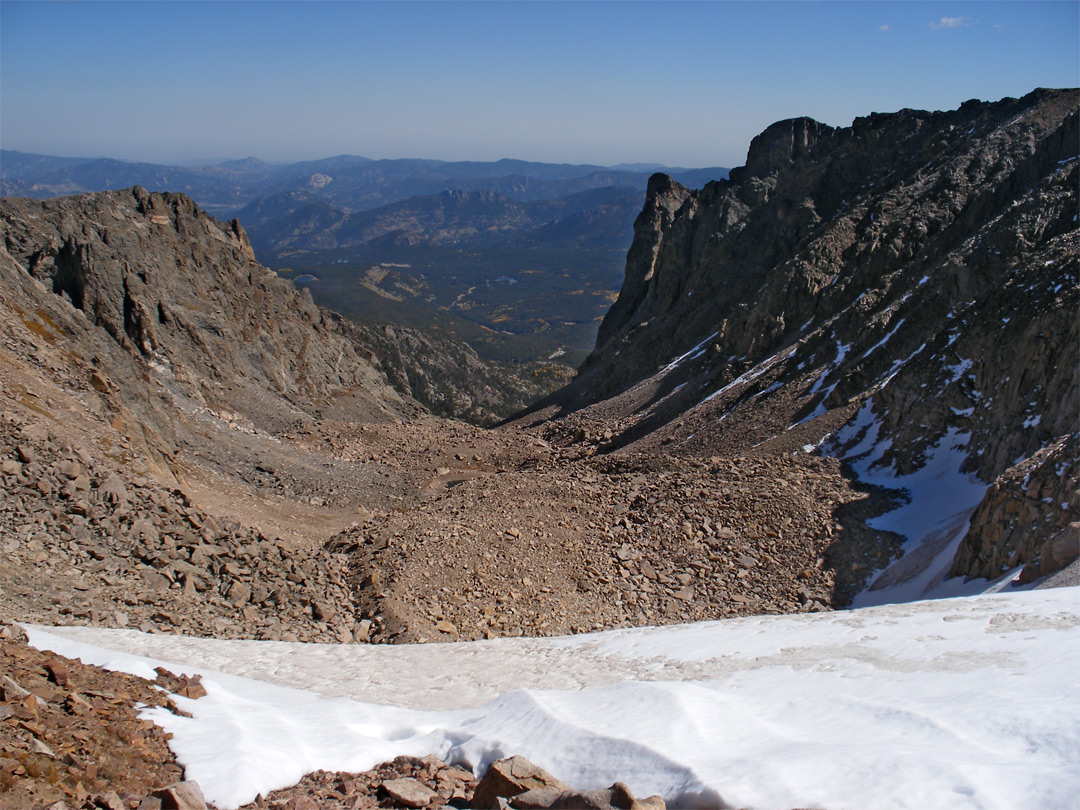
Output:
594 174 692 350
949 435 1079 583
551 88 1078 588
1 187 407 439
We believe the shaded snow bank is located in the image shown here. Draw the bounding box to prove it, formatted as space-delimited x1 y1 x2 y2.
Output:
28 589 1080 810
824 402 996 606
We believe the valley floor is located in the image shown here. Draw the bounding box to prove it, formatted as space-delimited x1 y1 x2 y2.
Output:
0 334 861 646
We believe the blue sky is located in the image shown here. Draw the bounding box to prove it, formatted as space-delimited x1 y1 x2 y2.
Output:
1 1 1077 168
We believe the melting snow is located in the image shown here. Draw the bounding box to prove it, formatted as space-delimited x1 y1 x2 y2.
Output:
876 342 927 390
700 345 796 406
661 331 719 374
833 340 852 367
829 413 991 607
25 588 1080 810
945 357 973 382
862 319 905 359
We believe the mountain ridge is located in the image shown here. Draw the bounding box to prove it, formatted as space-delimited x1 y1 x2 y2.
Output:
522 87 1078 598
0 150 728 216
0 89 1075 653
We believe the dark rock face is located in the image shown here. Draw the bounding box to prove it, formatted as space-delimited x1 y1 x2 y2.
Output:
1 187 394 429
732 116 834 182
564 88 1078 584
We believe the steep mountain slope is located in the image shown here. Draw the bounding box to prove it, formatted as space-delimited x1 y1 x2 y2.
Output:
526 88 1078 600
0 188 410 447
0 188 584 641
0 187 465 638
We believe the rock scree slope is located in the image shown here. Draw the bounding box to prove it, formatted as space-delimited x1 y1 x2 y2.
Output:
0 87 1077 807
519 87 1078 602
0 89 1076 647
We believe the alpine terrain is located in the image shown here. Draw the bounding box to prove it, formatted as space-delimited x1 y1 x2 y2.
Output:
0 88 1076 808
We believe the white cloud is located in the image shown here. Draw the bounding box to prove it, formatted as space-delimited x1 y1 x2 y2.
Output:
930 16 968 30
878 24 890 32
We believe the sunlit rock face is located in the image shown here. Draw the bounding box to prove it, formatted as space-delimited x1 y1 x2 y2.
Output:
557 88 1077 586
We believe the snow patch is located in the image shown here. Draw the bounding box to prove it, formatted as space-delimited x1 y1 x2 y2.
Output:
862 319 905 359
25 589 1080 810
699 345 796 406
945 357 973 383
832 421 990 608
661 331 719 374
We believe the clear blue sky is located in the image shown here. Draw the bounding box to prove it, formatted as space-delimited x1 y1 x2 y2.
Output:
2 1 1077 168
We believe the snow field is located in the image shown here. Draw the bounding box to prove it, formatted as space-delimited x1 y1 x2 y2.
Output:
27 588 1080 810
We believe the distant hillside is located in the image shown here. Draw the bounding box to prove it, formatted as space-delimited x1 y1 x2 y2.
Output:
242 186 644 254
239 186 654 371
0 150 271 217
2 151 728 370
0 150 727 217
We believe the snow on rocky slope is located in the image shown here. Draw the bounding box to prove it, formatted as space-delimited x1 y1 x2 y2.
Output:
28 587 1080 810
523 88 1079 604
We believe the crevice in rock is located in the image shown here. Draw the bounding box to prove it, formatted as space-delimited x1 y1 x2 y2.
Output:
52 238 87 311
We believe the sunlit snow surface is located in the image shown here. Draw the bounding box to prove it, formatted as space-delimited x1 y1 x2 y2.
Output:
28 589 1080 810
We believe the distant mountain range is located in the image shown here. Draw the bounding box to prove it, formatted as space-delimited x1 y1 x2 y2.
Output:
0 150 727 219
240 185 646 255
1 151 729 367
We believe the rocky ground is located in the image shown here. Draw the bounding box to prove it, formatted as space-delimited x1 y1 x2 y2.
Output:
0 621 186 808
0 279 888 648
1 89 1076 803
339 447 856 644
0 361 868 646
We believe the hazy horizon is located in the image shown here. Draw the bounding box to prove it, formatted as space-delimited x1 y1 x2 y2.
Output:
2 1 1077 169
0 147 726 172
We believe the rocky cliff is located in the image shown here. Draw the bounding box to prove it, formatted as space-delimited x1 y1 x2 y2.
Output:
0 187 555 446
544 88 1078 593
949 434 1078 584
0 187 427 643
1 188 412 445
